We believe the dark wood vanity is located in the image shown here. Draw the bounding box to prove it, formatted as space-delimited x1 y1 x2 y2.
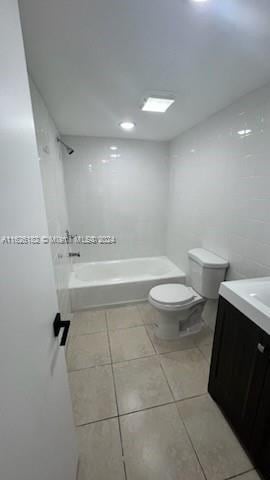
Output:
209 296 270 479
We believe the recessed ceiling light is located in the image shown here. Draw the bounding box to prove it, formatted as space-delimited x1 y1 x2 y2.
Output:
110 153 120 158
237 129 252 136
120 121 135 131
110 145 118 151
142 97 175 113
192 0 209 3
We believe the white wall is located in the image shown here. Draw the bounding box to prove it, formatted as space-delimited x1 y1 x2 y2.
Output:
0 2 77 479
167 83 270 282
30 80 72 318
63 136 169 262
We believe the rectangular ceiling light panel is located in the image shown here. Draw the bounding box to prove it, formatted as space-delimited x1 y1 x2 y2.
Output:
142 96 175 113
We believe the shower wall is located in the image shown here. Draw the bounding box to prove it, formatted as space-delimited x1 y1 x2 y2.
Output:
30 79 72 317
63 136 169 263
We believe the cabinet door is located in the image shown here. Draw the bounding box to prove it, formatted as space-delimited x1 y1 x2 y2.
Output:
209 297 268 448
252 359 270 479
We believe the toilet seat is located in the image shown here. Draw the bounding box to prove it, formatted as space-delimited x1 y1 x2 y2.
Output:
149 284 204 311
150 284 194 306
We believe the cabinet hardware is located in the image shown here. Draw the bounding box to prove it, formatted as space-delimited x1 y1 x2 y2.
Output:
257 343 265 354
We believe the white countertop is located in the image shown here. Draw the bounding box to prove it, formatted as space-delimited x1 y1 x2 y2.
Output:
219 277 270 336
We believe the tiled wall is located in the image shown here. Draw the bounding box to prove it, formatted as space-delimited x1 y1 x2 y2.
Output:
167 83 270 283
62 136 169 262
30 77 270 315
30 79 72 318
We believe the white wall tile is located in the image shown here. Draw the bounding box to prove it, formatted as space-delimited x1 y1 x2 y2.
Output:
167 83 270 281
30 79 72 317
62 136 169 262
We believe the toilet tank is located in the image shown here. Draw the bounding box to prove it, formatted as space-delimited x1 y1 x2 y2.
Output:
188 248 229 299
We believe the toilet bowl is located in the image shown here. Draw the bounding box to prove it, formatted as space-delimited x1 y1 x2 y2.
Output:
149 284 205 340
148 248 229 340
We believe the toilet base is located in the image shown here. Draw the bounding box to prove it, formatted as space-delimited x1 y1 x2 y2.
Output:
153 302 205 340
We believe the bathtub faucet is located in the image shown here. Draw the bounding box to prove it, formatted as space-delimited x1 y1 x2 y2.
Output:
69 252 80 257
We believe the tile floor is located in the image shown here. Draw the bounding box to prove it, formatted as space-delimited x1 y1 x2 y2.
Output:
67 303 259 480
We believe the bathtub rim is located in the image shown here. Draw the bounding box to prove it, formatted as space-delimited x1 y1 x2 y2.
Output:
69 256 185 289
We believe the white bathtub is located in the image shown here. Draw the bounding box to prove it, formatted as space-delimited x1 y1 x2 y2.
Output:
69 256 186 311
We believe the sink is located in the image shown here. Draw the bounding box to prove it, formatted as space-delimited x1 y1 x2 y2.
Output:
219 277 270 335
249 283 270 309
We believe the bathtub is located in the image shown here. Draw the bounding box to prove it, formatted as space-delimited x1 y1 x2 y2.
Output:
69 256 186 311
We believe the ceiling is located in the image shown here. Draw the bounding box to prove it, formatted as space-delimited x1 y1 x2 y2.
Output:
19 0 270 141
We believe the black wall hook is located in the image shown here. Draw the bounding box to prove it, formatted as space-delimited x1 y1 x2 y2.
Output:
53 313 70 347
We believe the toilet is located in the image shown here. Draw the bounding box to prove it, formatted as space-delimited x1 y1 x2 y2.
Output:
148 248 229 340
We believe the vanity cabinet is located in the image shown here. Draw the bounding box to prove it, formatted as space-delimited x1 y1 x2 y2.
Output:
252 365 270 477
209 296 270 479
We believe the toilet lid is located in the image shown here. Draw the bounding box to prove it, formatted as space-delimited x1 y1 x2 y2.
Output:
150 284 195 306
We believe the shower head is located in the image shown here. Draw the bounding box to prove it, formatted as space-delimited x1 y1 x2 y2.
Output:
57 137 74 155
67 146 74 155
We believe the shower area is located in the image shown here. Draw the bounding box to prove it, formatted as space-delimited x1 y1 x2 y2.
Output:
30 80 177 316
61 135 175 311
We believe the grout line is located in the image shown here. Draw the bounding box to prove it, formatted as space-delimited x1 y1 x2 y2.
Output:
76 414 119 429
68 353 162 374
175 392 208 405
105 311 128 480
118 399 177 418
67 344 210 374
75 394 209 428
158 345 204 358
197 344 212 364
70 317 212 354
224 468 256 479
106 304 145 331
159 358 177 402
157 345 199 355
117 416 128 480
107 323 145 332
105 312 119 416
176 404 208 480
167 341 212 480
118 393 207 418
176 396 256 480
71 309 146 334
144 324 159 353
67 360 112 373
112 353 157 365
113 352 157 364
70 328 108 336
69 329 108 338
145 324 207 356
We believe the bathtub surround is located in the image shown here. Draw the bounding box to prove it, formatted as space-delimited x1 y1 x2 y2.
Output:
30 79 72 318
63 136 169 263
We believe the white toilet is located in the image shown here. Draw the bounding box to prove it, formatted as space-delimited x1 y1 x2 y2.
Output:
148 248 229 340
